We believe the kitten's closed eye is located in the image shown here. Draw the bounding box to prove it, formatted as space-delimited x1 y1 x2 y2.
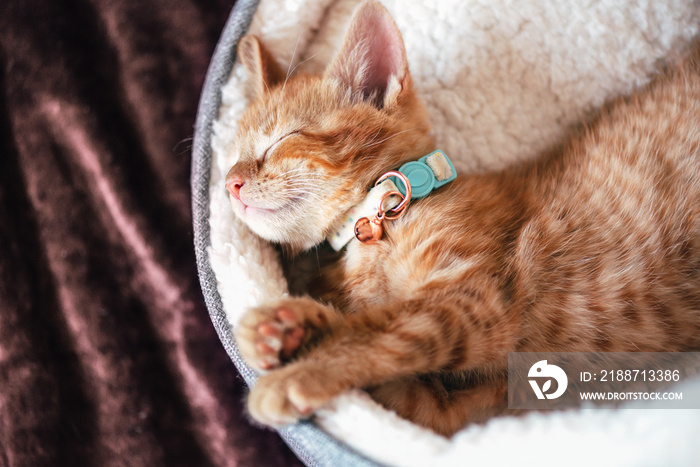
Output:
262 130 301 162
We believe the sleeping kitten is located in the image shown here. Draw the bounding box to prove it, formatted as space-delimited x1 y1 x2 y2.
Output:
226 0 700 436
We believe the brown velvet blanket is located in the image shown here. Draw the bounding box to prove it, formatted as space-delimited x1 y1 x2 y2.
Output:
0 1 302 465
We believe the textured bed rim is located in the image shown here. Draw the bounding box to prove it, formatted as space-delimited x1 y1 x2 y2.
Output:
190 1 381 466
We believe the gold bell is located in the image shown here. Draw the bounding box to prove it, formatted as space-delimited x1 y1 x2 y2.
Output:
354 216 384 243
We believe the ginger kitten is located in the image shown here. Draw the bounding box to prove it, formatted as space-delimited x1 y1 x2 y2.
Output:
225 1 700 436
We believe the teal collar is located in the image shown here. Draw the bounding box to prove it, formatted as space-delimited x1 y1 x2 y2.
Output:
327 150 457 250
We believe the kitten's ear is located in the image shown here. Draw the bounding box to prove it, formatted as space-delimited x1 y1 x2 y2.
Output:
238 35 284 97
324 1 409 108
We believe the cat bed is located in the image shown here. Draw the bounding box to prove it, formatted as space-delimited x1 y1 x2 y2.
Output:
192 0 700 465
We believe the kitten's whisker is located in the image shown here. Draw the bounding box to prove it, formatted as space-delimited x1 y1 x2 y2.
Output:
284 178 322 185
284 187 321 194
282 181 316 188
285 193 323 201
284 184 323 191
359 127 420 150
280 180 322 188
281 186 323 196
173 136 193 153
276 167 321 178
283 177 323 184
366 127 383 147
285 52 321 84
281 190 322 197
277 167 311 177
364 112 390 146
282 32 304 94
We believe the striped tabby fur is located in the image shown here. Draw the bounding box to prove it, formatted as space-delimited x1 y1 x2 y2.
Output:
226 1 700 436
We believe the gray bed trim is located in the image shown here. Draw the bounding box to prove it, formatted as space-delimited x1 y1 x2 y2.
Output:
191 2 381 465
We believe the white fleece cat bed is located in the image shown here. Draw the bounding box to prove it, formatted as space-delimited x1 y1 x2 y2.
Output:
193 0 700 465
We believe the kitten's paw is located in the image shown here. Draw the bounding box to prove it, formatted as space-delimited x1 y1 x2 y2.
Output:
247 365 336 427
236 297 336 371
237 306 305 371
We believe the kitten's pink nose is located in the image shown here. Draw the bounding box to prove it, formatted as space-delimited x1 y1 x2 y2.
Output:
225 174 245 200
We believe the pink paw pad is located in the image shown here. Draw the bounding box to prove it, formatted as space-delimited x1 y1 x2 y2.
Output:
254 308 306 364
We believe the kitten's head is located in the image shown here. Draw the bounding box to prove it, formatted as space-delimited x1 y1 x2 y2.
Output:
225 0 433 251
